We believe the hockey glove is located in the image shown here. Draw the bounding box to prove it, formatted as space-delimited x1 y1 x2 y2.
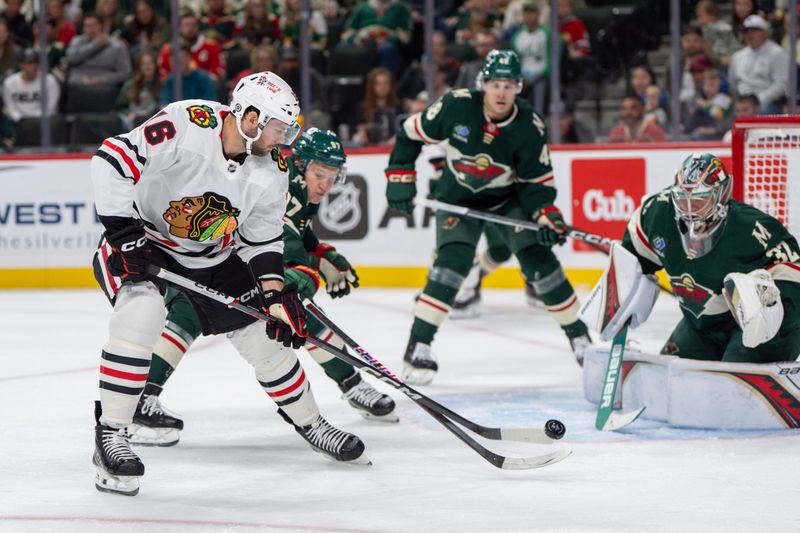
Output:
386 169 417 215
262 283 308 349
105 219 152 282
284 265 321 301
309 243 359 299
534 205 568 246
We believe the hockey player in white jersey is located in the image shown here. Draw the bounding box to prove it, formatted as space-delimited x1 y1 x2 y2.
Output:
90 72 367 497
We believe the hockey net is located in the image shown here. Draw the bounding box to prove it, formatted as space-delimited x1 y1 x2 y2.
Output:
731 116 800 239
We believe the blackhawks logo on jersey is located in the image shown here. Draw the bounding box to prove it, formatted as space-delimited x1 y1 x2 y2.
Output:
449 150 513 193
272 147 288 172
669 273 715 318
187 104 218 129
163 192 239 242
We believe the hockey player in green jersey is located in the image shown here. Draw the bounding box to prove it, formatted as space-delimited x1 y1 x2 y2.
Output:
385 49 591 384
129 128 397 446
586 153 800 363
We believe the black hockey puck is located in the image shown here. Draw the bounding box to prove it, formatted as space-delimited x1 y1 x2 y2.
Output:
544 419 566 440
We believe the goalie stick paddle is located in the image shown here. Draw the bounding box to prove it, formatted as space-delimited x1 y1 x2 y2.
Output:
147 266 571 470
594 319 646 431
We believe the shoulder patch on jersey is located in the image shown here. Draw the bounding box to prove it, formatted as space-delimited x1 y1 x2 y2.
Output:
162 192 239 242
272 147 288 172
186 104 218 129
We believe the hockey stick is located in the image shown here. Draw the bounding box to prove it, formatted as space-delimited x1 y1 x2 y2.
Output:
148 266 571 470
594 319 645 431
305 301 565 446
417 197 675 296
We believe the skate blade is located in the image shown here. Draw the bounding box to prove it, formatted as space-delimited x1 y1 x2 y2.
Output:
357 410 400 424
311 446 373 466
449 305 481 319
128 424 180 447
94 465 141 496
402 364 436 386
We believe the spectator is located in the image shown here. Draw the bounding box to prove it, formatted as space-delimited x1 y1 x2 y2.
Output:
449 0 502 44
341 0 412 78
728 14 788 114
115 49 162 129
2 0 32 46
121 0 169 55
678 26 707 106
510 0 550 116
159 10 226 80
732 0 759 42
0 19 21 80
46 0 76 47
695 0 741 67
685 53 714 109
65 11 130 86
200 0 237 47
454 30 497 88
2 47 60 123
558 0 590 58
607 94 667 143
160 43 217 105
722 93 760 141
233 0 281 50
228 44 278 96
685 69 732 140
397 30 459 100
280 0 328 51
276 43 328 126
95 0 123 37
630 64 667 110
560 105 593 143
643 85 668 129
31 18 65 78
503 0 549 33
353 67 402 146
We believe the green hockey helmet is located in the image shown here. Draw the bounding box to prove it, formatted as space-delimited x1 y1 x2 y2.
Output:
476 49 523 93
670 153 733 258
293 127 347 182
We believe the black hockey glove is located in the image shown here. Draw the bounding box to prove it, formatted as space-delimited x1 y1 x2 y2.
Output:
534 205 568 246
262 283 308 349
106 219 152 282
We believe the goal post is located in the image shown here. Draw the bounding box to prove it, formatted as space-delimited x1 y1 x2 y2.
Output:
731 115 800 239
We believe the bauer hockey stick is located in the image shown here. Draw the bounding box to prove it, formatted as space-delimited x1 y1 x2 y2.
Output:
305 301 565 446
594 319 645 431
147 266 572 470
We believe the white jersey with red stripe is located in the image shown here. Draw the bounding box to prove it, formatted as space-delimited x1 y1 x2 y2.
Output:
92 99 289 273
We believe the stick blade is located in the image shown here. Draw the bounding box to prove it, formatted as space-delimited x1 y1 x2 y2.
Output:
597 406 646 432
500 448 572 470
498 427 556 444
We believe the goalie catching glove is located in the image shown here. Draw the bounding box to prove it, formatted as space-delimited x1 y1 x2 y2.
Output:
261 283 308 349
723 269 784 348
308 243 359 299
579 243 660 341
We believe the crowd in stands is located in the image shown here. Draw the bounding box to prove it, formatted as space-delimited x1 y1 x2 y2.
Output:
0 0 798 151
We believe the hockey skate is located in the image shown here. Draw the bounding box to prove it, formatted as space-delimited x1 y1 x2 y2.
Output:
339 372 399 423
451 284 482 319
569 333 593 367
280 408 370 465
402 341 438 385
93 401 144 496
128 383 184 447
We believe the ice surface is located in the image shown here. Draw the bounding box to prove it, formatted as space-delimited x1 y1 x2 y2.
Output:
1 288 798 533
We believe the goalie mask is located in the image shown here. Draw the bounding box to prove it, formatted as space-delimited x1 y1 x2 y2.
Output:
292 127 347 183
670 153 732 259
230 71 301 154
476 49 523 94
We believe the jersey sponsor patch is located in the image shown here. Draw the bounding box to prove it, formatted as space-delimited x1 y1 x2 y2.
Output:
452 124 470 143
669 273 715 318
186 104 218 129
162 192 240 242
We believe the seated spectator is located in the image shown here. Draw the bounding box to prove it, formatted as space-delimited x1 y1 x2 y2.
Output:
65 11 130 86
678 25 707 106
353 67 402 147
341 0 412 78
121 0 169 56
558 0 590 58
685 69 732 140
228 44 278 96
728 14 788 114
695 0 741 67
607 94 666 143
160 43 217 105
630 64 667 110
722 93 759 141
276 43 328 127
732 0 759 42
0 19 21 80
233 0 281 50
449 0 501 44
397 30 459 101
455 30 497 89
560 105 593 143
115 49 161 129
201 0 237 48
684 53 713 108
2 48 60 124
643 85 668 129
31 18 66 79
3 0 32 46
159 10 226 80
95 0 124 37
510 1 550 116
46 0 76 47
280 0 328 51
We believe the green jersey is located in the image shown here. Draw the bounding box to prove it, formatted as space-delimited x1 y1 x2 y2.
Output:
623 188 800 332
386 88 556 215
282 156 320 267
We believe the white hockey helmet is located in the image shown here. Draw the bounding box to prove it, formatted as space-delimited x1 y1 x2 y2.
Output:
230 71 301 153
